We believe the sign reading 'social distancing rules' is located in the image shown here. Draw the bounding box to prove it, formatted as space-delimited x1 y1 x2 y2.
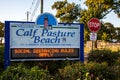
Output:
4 13 84 68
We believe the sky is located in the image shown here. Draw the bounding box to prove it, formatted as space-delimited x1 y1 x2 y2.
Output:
0 0 120 27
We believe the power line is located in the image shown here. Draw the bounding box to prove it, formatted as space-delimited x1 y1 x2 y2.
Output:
29 0 37 12
28 0 40 21
30 0 40 21
27 0 44 21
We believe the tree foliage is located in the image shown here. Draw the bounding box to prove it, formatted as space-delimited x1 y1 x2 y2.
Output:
82 0 120 19
0 22 4 37
80 0 113 28
104 22 115 41
52 0 81 23
80 0 120 42
114 27 120 42
52 0 120 42
113 0 120 17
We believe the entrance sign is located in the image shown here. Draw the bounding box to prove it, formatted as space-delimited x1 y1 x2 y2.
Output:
4 13 84 68
10 23 80 60
88 18 101 32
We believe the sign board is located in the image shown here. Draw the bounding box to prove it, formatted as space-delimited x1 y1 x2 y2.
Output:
88 18 101 32
4 13 84 68
90 32 97 41
10 23 80 60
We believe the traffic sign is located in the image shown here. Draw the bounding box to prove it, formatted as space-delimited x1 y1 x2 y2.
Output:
88 18 101 32
90 32 97 41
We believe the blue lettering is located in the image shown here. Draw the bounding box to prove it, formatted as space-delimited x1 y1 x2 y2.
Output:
16 29 24 36
41 38 46 43
51 37 60 43
16 29 38 38
41 29 48 36
70 32 75 37
34 36 41 43
41 29 76 37
34 36 60 43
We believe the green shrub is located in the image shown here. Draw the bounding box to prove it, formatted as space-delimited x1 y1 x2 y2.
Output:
39 61 61 74
28 66 49 80
1 63 50 80
85 62 120 80
58 62 88 80
0 64 27 80
57 62 120 80
87 49 120 79
115 57 120 79
36 60 77 75
88 49 120 66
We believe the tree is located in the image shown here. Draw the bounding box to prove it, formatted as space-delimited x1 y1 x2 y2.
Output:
113 0 120 17
0 22 4 37
103 22 116 42
80 0 114 28
52 0 81 23
0 22 4 44
99 22 116 42
114 27 120 42
101 32 109 41
80 0 120 43
52 0 120 42
79 0 114 43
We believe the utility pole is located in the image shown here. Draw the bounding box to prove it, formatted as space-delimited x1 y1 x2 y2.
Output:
40 0 43 13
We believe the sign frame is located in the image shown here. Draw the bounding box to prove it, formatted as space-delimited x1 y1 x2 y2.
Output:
4 21 84 68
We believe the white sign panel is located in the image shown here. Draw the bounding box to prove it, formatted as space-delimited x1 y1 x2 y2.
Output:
90 32 97 41
10 23 80 48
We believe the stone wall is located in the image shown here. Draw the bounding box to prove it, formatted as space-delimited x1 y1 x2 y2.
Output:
85 40 120 52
